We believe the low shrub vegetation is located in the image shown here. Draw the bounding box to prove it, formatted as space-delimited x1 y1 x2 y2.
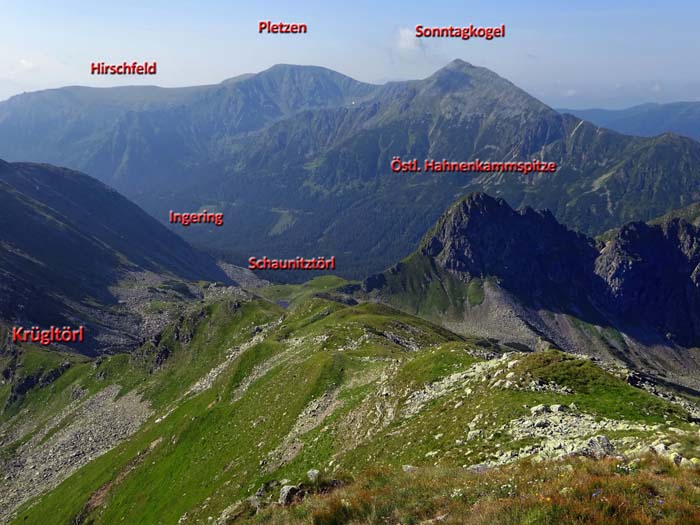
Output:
245 453 700 525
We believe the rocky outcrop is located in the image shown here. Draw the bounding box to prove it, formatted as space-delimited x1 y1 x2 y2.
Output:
278 485 302 505
4 361 71 408
596 219 700 346
364 192 700 356
419 193 600 309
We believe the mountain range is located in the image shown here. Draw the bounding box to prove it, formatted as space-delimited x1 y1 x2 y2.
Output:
560 102 700 140
5 56 700 525
3 60 700 279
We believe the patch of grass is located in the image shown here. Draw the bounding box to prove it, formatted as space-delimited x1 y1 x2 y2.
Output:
258 276 350 308
377 254 469 319
467 278 485 306
520 350 686 424
394 342 481 388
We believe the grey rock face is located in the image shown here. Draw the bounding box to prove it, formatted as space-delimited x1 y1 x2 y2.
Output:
307 469 320 483
279 485 301 505
595 219 700 346
578 435 615 459
419 193 599 310
402 193 700 347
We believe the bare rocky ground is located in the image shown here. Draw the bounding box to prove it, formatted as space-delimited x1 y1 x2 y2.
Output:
264 390 342 472
0 385 152 522
43 264 264 355
218 262 270 290
402 353 700 470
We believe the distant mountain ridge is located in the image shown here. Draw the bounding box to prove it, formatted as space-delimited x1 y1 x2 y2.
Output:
0 64 378 194
559 102 700 140
3 61 700 278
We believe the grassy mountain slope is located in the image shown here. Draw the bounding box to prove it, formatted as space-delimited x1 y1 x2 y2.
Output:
650 202 700 227
3 284 700 524
238 453 700 525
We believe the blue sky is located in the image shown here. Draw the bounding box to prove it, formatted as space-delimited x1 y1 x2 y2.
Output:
1 0 699 108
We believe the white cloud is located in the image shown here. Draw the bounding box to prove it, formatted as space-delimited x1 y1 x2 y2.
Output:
564 88 578 97
651 82 662 93
18 59 37 72
397 27 423 51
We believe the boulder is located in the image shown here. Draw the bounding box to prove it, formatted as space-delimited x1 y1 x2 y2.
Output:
530 404 549 416
668 452 683 466
467 430 482 440
307 469 320 483
651 443 668 455
580 435 614 458
279 485 301 505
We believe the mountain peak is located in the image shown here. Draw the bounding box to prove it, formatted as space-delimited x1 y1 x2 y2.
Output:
453 191 507 213
445 58 475 69
421 193 510 243
419 60 554 117
262 63 333 74
418 193 598 304
256 63 363 83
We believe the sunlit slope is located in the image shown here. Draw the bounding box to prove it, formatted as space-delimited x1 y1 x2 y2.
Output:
3 290 698 524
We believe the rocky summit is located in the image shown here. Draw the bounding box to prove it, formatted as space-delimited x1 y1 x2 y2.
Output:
361 193 700 388
419 192 599 308
596 219 700 346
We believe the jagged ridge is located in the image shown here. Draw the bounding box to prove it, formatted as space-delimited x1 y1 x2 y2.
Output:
362 193 700 386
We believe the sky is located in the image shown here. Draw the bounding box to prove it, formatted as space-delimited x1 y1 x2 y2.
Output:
1 0 699 108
